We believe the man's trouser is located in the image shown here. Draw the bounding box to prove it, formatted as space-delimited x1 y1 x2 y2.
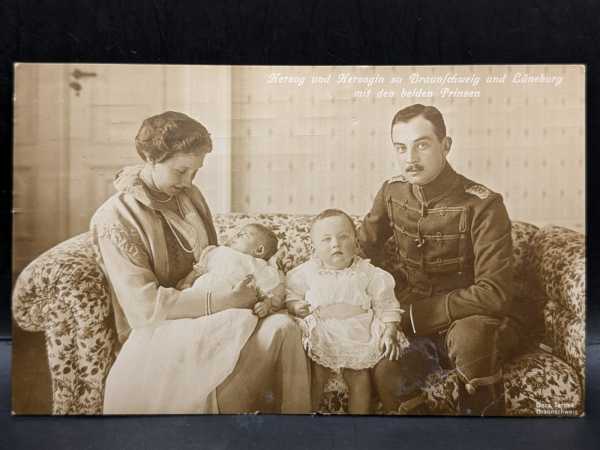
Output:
374 314 521 416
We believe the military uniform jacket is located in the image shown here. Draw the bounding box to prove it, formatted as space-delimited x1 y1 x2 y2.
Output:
359 163 513 336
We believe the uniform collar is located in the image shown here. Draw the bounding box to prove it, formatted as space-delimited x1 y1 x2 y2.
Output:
411 162 460 205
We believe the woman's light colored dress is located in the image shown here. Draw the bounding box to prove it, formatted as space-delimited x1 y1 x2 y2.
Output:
286 256 410 372
91 165 310 414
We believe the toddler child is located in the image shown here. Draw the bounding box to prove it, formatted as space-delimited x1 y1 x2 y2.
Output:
286 209 409 413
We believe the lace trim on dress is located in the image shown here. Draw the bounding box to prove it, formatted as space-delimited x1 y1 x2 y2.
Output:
299 317 385 371
302 328 411 372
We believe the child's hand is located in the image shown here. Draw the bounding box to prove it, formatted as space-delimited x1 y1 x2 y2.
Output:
253 301 269 318
287 301 311 318
379 324 402 360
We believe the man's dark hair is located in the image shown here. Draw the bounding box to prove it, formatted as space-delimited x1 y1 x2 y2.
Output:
310 209 357 237
246 223 278 260
391 104 447 141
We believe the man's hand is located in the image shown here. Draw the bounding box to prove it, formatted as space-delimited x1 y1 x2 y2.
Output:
287 301 311 318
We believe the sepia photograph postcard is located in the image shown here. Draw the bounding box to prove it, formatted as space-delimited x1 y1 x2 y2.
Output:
11 64 585 416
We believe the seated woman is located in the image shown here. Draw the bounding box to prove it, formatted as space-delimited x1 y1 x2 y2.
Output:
91 111 310 414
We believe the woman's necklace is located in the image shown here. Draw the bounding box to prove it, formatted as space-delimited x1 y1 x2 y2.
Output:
140 167 196 255
164 197 198 255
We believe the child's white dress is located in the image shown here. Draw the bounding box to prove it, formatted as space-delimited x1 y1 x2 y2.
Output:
286 256 409 371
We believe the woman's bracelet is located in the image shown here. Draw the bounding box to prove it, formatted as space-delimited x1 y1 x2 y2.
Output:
205 291 213 316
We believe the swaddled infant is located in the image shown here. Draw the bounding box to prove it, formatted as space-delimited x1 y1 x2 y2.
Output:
177 223 283 317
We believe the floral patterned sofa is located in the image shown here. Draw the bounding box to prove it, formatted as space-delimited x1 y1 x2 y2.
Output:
12 213 585 416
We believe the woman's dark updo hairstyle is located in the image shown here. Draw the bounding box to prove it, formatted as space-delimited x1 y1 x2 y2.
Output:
135 111 212 163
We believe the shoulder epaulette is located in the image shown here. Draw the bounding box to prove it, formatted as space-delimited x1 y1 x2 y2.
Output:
387 174 408 184
465 183 492 200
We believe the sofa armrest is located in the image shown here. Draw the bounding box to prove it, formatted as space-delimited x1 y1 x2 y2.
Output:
530 226 585 318
12 232 117 414
543 300 585 384
530 226 585 384
13 233 101 331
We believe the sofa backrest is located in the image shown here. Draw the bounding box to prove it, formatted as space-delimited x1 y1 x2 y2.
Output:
214 214 539 274
13 213 545 333
213 213 553 341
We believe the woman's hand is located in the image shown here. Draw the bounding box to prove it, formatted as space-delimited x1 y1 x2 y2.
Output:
211 275 259 312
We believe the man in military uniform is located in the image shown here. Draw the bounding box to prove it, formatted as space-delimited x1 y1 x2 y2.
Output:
359 104 520 416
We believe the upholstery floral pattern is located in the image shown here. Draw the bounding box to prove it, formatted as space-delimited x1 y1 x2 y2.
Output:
12 215 585 416
531 226 585 318
504 351 583 416
530 226 585 386
543 300 585 384
213 213 315 274
421 351 582 416
510 221 541 299
12 233 116 414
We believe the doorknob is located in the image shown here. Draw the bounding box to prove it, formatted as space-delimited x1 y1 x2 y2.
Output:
71 69 97 80
69 68 97 96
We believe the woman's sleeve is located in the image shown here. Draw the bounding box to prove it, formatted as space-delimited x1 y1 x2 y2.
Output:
285 265 308 304
92 216 204 330
367 267 403 323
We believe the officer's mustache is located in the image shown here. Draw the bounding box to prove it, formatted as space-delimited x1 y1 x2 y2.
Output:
405 163 424 172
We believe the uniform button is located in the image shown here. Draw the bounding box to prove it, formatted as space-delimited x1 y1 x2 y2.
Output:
436 258 442 263
436 232 442 238
458 272 463 276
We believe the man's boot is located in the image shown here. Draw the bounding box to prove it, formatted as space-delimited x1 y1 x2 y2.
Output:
458 380 505 416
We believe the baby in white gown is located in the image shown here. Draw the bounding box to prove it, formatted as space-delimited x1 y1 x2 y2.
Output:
178 223 284 316
286 209 409 414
